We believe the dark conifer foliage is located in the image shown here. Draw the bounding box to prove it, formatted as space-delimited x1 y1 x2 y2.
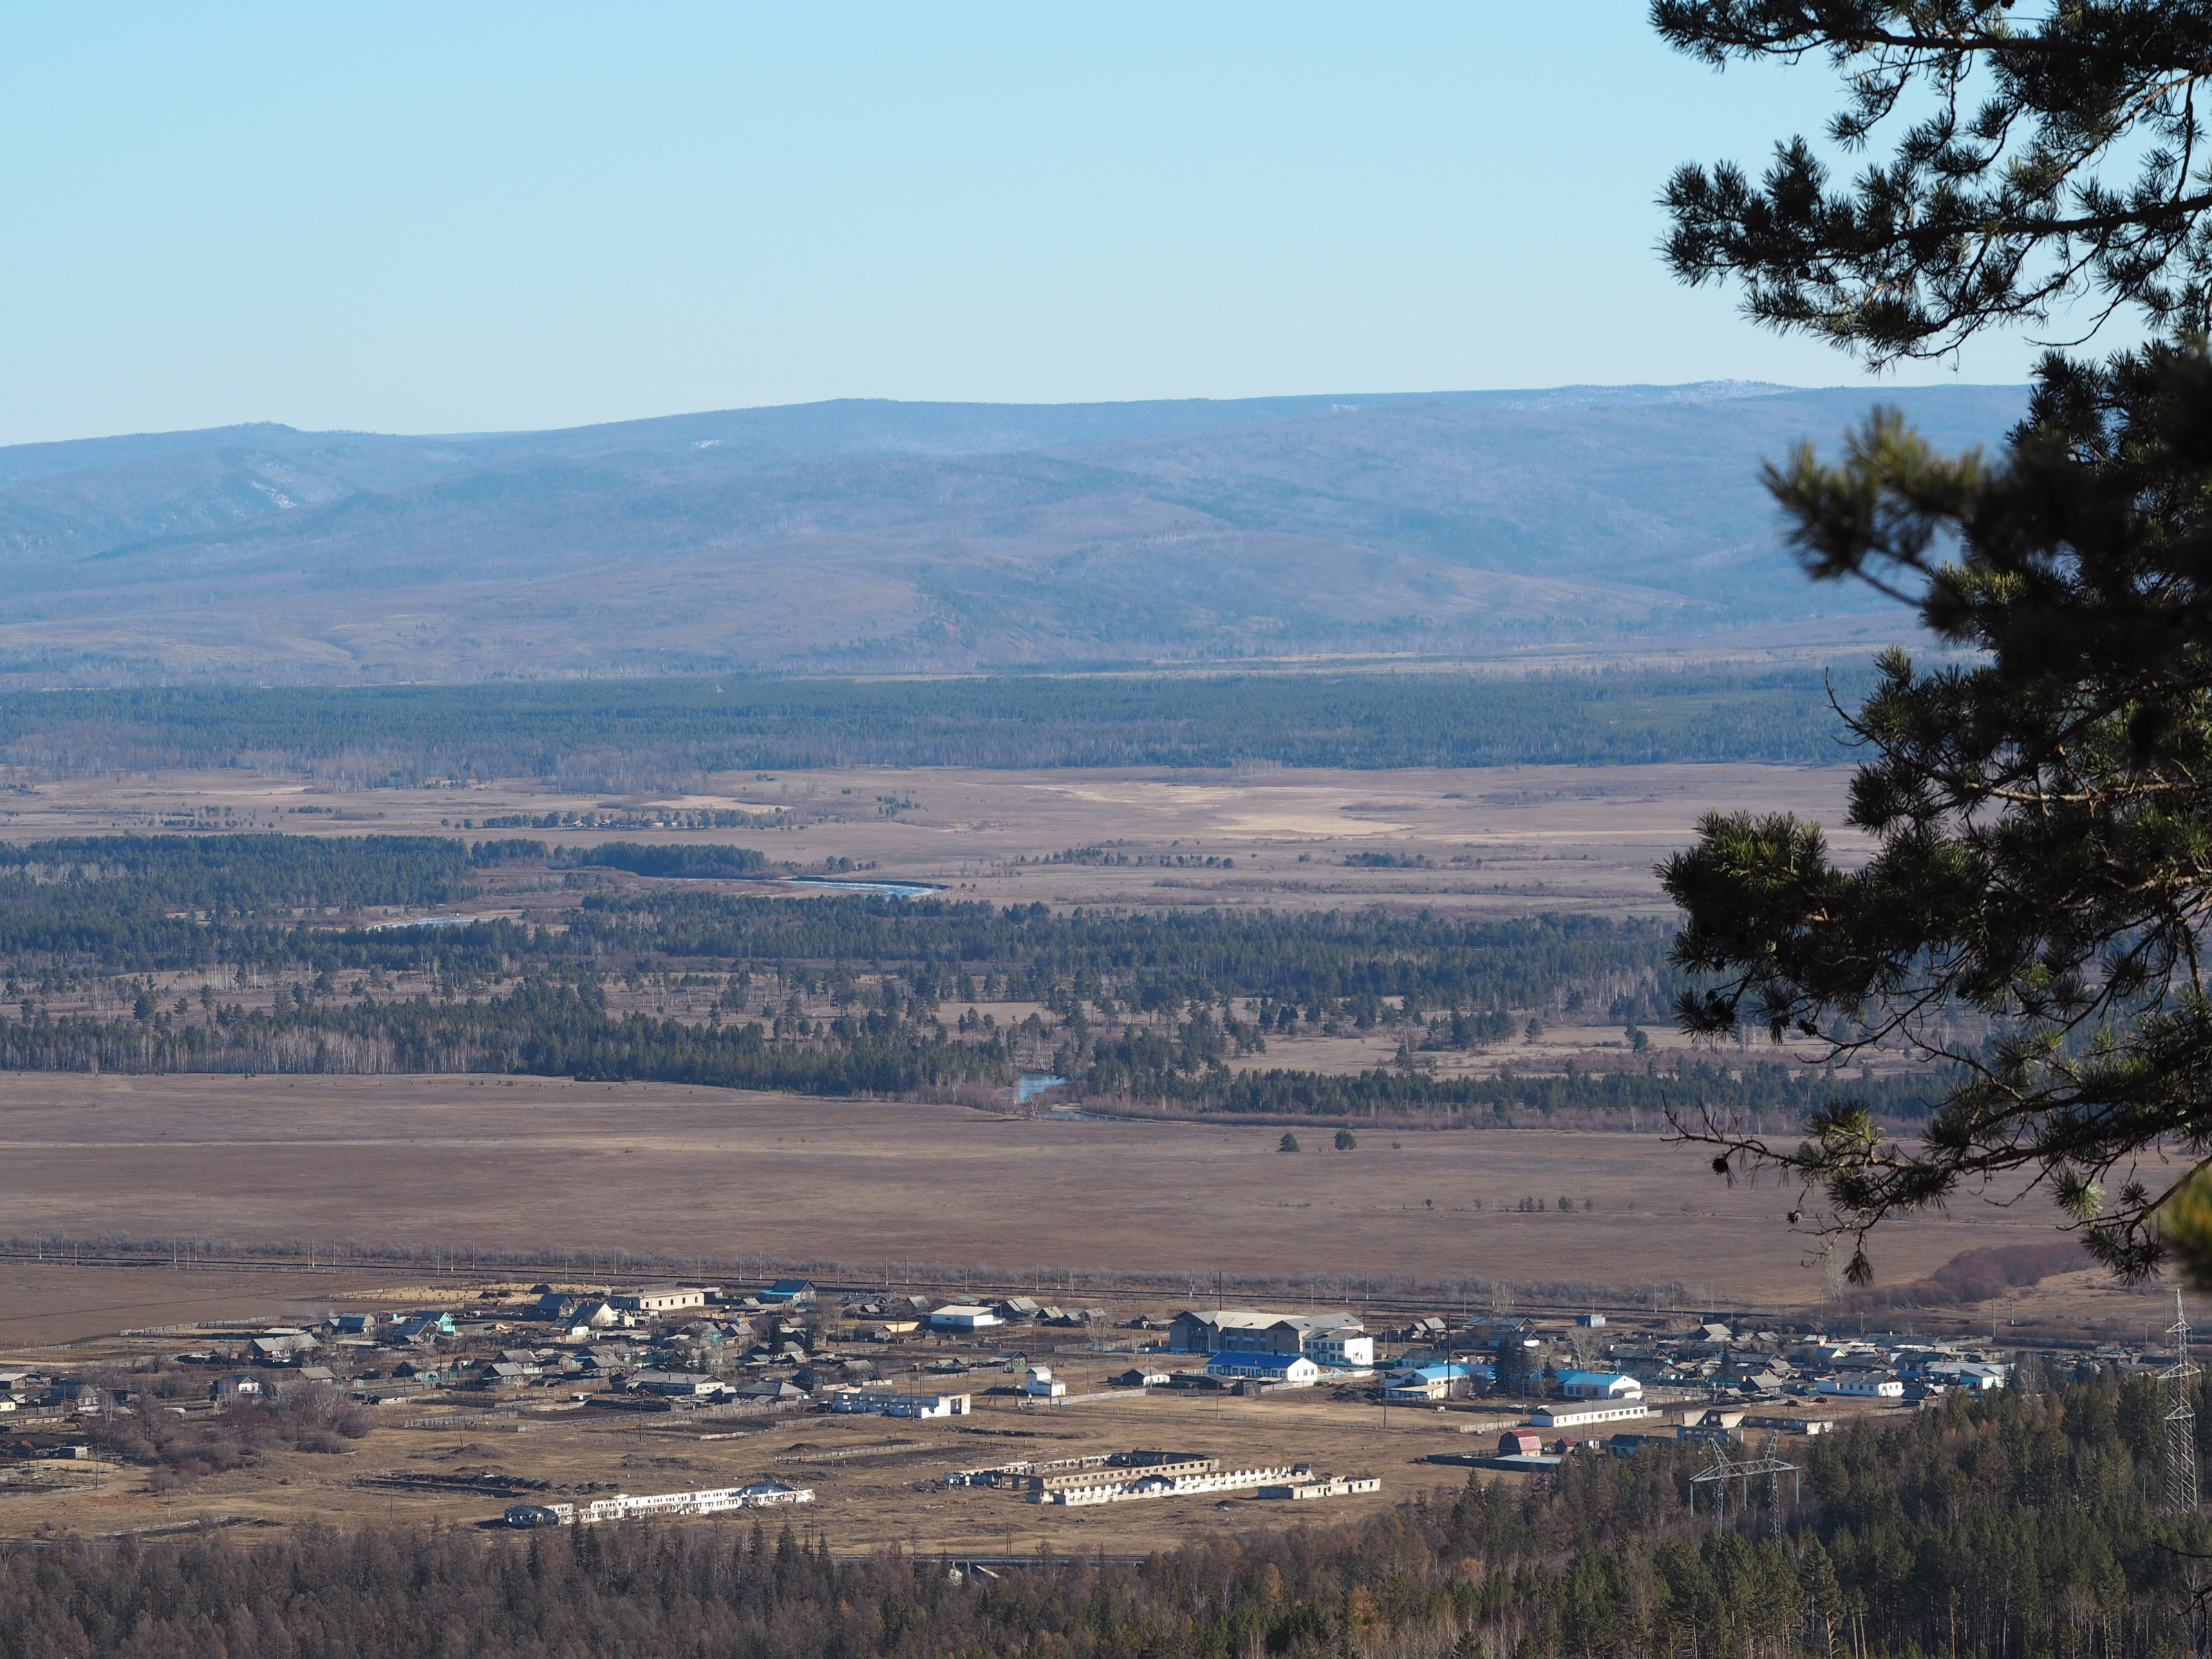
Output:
1664 346 2212 1280
0 667 1871 785
1657 2 2212 364
1653 3 2212 1283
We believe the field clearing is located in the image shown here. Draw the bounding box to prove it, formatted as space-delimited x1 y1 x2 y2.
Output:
0 1073 2099 1340
0 1365 1554 1553
0 760 1865 917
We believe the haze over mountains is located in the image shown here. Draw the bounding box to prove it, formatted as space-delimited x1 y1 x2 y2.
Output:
0 381 2025 682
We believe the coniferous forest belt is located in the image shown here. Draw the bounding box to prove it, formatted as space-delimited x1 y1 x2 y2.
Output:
0 833 1947 1121
0 993 1936 1120
0 1378 2199 1659
0 665 1874 784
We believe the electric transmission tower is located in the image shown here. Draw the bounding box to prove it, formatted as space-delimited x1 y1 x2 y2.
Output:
1689 1430 1800 1537
2158 1291 2207 1659
2165 1289 2201 1517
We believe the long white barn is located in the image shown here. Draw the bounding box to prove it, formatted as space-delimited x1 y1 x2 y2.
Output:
505 1481 813 1526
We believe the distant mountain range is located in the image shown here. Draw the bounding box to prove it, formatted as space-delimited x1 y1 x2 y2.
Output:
0 381 2026 682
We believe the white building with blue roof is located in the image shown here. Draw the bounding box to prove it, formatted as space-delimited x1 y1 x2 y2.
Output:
1383 1361 1490 1402
1204 1351 1320 1386
1555 1369 1644 1400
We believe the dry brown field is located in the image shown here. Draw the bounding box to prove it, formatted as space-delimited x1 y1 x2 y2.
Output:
0 1369 1496 1552
0 759 1867 918
0 1355 1723 1553
0 1072 2109 1334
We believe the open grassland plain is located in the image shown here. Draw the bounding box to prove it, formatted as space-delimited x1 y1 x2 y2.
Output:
0 1351 1583 1553
0 1074 2098 1328
0 760 1862 918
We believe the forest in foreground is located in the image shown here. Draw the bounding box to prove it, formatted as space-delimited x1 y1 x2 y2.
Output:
1 1376 2200 1659
0 834 1941 1123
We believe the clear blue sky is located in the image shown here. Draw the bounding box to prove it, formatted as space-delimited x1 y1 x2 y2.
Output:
0 3 2058 445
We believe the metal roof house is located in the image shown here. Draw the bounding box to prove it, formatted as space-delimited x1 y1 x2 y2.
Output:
1383 1362 1489 1402
928 1304 1004 1331
611 1288 711 1315
1206 1351 1320 1385
250 1333 319 1364
1817 1375 1905 1398
733 1377 805 1402
760 1280 816 1306
1555 1369 1644 1400
628 1370 720 1397
1110 1367 1172 1388
1923 1360 2009 1391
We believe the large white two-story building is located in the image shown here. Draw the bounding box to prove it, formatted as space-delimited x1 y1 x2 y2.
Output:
1170 1309 1374 1367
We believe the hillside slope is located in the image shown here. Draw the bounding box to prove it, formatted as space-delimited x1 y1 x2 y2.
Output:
0 382 2023 681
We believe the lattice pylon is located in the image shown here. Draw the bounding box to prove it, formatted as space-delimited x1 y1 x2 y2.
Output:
2163 1288 2200 1517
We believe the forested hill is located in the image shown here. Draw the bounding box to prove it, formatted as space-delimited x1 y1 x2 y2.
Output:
0 381 2021 682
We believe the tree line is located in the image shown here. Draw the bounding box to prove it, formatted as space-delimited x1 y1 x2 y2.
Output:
0 665 1873 786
